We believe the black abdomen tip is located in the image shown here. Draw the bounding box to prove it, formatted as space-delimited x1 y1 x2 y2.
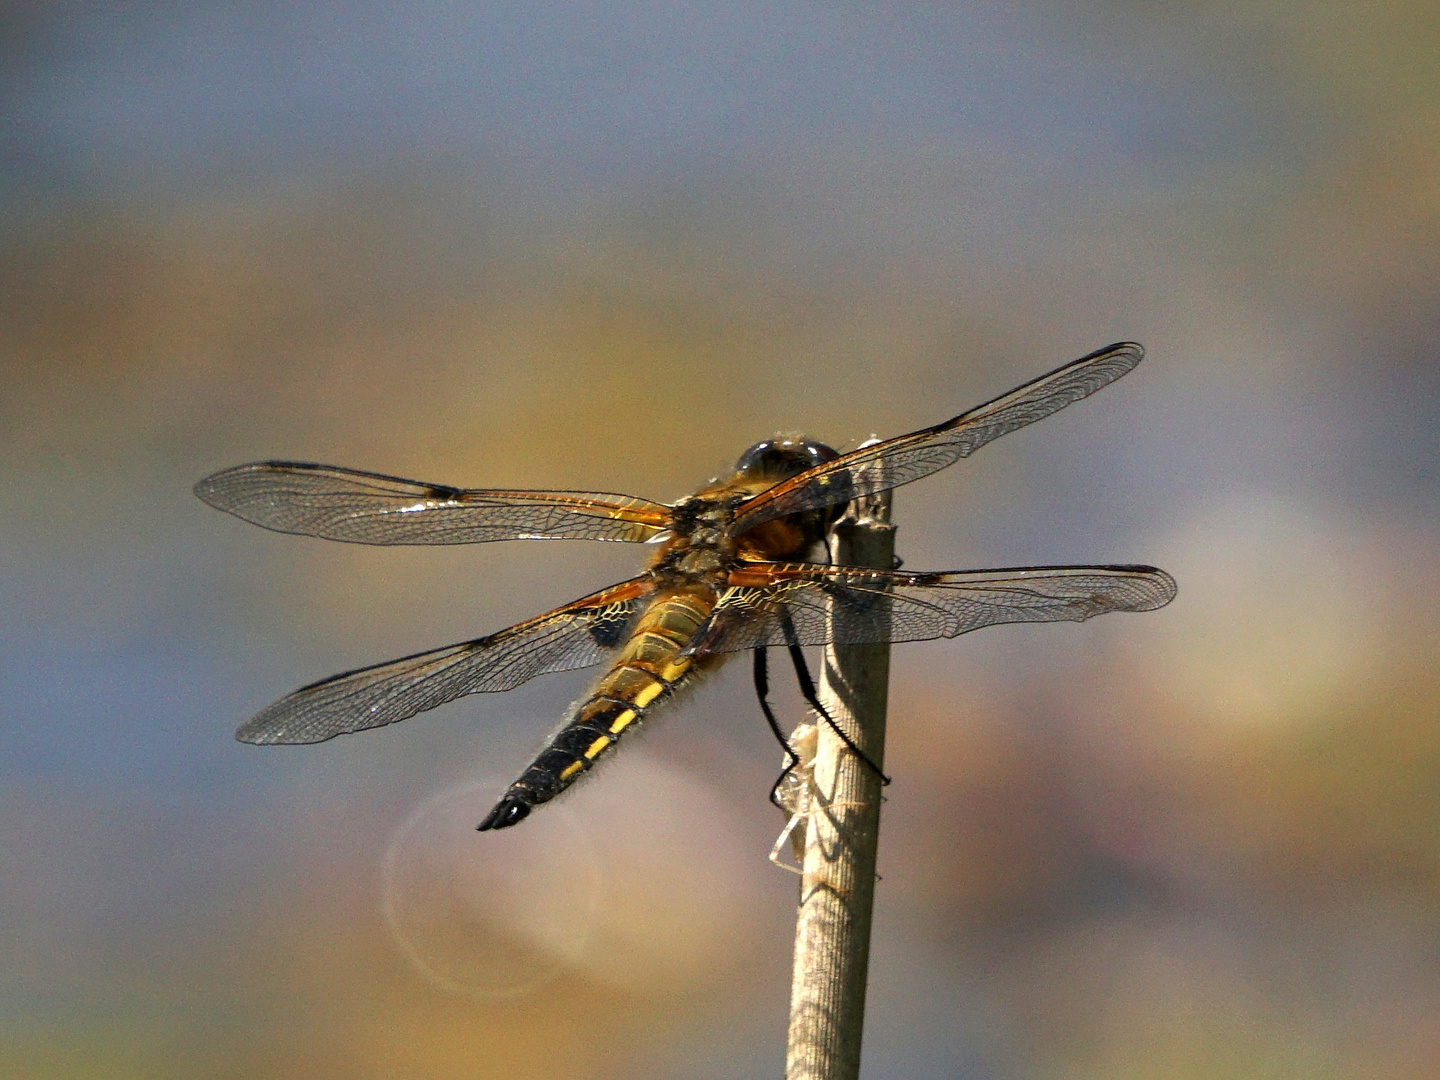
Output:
476 796 532 832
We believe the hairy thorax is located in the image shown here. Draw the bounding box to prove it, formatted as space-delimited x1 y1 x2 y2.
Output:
647 469 833 594
647 488 748 589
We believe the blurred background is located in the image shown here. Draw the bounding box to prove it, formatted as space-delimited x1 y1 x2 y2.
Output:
3 3 1439 1078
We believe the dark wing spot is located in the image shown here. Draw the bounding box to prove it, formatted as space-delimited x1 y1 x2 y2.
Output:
587 605 633 649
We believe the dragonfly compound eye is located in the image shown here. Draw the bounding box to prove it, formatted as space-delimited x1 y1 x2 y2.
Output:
735 438 839 481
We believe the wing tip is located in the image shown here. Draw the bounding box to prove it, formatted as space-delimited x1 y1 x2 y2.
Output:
235 721 272 744
1120 564 1177 609
1091 340 1145 366
235 712 333 745
193 460 333 508
192 462 266 510
1149 566 1178 607
192 470 226 507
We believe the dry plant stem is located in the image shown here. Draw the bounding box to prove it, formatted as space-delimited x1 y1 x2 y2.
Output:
785 489 894 1080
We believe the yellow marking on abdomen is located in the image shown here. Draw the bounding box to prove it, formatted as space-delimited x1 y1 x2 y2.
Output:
633 679 667 709
554 589 718 779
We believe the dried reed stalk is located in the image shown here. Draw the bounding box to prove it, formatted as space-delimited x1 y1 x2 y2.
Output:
784 487 894 1080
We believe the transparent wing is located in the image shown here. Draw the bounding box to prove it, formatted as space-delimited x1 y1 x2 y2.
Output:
731 342 1143 533
237 577 653 744
196 462 671 545
682 562 1176 655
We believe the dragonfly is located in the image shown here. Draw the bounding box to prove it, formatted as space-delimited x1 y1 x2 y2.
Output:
196 342 1175 831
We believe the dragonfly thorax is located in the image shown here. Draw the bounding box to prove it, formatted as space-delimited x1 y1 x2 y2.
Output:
649 495 742 585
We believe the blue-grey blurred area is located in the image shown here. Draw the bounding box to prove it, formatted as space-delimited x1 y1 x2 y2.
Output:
4 3 1439 1077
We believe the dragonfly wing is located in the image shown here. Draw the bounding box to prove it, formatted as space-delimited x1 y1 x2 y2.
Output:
732 342 1143 532
237 576 654 744
196 462 671 544
684 562 1175 654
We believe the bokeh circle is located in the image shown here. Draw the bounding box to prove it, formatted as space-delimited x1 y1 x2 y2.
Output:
382 778 603 999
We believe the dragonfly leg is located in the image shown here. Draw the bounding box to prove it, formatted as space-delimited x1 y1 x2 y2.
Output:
780 613 891 787
754 647 802 810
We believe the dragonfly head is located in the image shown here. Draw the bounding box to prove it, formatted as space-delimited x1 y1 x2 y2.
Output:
735 437 838 482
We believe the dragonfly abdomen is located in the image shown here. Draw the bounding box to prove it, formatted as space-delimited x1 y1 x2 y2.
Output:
477 587 719 830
